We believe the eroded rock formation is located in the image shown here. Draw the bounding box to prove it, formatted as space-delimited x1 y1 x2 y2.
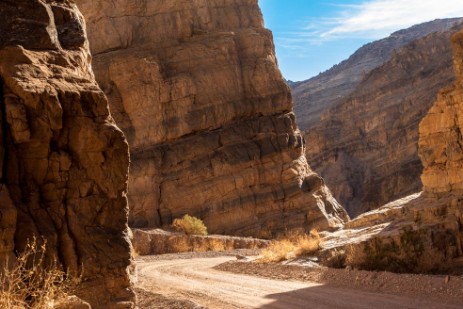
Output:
76 0 348 237
320 29 463 274
0 1 134 307
292 18 463 129
419 30 463 194
300 20 463 217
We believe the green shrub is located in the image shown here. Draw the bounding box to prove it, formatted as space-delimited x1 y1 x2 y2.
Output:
173 215 208 236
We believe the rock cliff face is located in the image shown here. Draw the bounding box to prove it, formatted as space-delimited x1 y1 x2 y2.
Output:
0 1 134 308
320 29 463 274
76 0 348 236
419 30 463 194
301 21 463 217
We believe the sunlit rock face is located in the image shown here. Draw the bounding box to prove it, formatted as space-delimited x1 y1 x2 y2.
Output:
76 0 348 237
292 19 463 217
419 30 463 195
319 29 463 275
0 1 135 308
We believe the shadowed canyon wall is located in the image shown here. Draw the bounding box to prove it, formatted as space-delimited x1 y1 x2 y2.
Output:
294 20 463 217
76 0 348 237
0 1 134 308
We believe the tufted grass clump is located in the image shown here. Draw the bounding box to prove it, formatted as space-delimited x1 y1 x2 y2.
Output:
258 229 320 263
173 215 208 236
0 237 78 309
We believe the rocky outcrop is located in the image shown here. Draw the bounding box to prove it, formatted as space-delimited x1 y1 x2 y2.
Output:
321 193 463 273
319 29 463 274
0 1 134 308
302 21 463 217
76 0 348 237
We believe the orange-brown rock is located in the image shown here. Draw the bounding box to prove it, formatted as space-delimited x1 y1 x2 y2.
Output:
132 229 268 256
319 29 463 274
419 30 463 194
76 0 348 236
298 20 463 217
0 1 134 308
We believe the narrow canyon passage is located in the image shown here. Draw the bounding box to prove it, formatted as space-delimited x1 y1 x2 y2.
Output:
136 257 461 309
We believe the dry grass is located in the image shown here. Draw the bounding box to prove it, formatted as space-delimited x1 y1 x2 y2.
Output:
173 215 208 236
0 238 77 309
258 229 320 263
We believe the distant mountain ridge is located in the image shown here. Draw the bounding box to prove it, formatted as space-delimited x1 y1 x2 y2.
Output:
291 18 463 217
292 18 463 129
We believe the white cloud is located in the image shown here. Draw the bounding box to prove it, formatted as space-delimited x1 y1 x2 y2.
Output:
272 0 463 58
322 0 463 39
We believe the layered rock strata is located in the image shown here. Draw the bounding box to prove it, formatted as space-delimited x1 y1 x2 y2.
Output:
319 30 463 274
304 22 463 217
0 1 134 307
76 0 348 236
292 18 463 129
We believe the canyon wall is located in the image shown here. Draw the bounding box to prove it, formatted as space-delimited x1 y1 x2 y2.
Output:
419 30 463 194
0 1 134 308
320 29 463 274
76 0 348 237
300 21 463 217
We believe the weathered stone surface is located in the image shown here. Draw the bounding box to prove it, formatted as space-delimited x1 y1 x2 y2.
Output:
419 30 463 194
319 29 463 274
320 193 463 273
77 0 348 236
0 185 16 269
0 1 134 308
132 229 268 256
298 20 463 217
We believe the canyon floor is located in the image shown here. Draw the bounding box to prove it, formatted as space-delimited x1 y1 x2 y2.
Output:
134 251 463 309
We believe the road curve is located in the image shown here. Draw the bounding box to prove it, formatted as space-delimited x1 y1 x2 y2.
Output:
136 257 462 309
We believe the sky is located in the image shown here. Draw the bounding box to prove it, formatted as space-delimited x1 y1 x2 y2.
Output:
258 0 463 81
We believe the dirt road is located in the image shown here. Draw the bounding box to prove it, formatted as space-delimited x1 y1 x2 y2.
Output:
136 256 463 309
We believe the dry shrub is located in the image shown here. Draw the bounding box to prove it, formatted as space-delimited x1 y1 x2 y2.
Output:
0 237 78 309
173 215 208 236
258 229 320 263
345 244 365 268
344 228 443 273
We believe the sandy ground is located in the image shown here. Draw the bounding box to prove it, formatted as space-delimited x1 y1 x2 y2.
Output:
135 252 463 309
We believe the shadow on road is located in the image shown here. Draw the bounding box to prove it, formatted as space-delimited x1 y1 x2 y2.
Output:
259 285 463 309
